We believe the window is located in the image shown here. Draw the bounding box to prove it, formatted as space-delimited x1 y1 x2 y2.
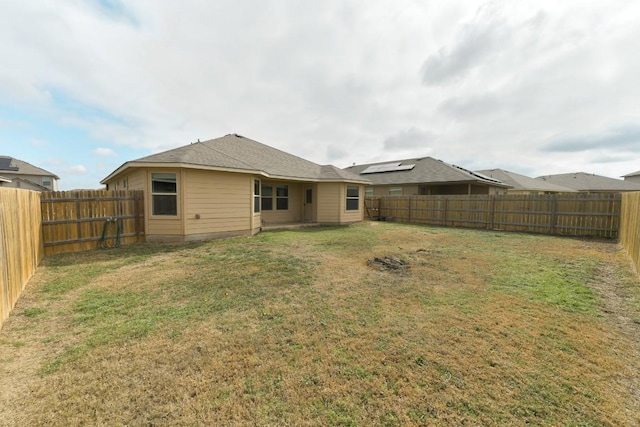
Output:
261 184 273 210
151 172 177 216
123 178 128 189
365 187 374 197
276 185 288 210
346 185 359 211
254 179 260 213
389 187 403 196
261 183 289 210
42 177 52 187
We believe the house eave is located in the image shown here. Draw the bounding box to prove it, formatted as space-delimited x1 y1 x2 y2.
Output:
101 162 371 185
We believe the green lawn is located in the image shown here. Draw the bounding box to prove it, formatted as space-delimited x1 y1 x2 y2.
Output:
1 222 639 426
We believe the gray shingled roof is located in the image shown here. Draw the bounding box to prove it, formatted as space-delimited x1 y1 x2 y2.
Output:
102 134 368 183
536 172 640 192
344 157 509 187
476 169 577 193
0 156 59 179
622 169 640 178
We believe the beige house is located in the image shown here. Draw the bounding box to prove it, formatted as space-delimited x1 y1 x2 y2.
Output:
101 134 369 242
622 170 640 184
344 157 510 196
476 169 577 194
0 156 59 191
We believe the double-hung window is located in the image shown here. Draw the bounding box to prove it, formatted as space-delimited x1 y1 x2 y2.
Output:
276 185 288 210
151 172 177 216
346 185 360 211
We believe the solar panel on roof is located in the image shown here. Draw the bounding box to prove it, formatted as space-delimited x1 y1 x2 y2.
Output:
0 158 18 171
360 162 416 174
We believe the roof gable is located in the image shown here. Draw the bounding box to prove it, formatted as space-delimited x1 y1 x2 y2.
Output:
102 134 368 184
476 169 577 192
536 172 640 191
0 156 59 179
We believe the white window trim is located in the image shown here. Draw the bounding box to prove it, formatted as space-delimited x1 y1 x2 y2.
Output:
150 172 179 218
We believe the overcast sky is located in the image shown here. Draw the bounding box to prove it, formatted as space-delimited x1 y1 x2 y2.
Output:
1 0 639 190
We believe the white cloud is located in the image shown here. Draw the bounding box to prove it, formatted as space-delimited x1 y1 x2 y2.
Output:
92 147 117 157
66 165 88 175
0 0 639 188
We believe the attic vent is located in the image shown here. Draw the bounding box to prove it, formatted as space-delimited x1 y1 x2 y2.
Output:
0 158 18 171
361 162 416 174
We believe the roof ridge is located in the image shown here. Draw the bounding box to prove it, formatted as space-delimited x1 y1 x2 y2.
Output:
199 136 258 171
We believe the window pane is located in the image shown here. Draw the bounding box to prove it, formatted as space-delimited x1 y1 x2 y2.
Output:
347 186 359 197
254 196 260 213
152 173 177 193
276 198 288 210
277 185 288 197
262 184 273 197
346 199 359 210
254 180 260 195
262 198 273 211
306 189 312 204
153 195 177 215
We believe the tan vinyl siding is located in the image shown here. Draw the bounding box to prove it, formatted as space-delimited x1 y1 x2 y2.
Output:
184 170 251 235
316 183 341 223
127 170 145 190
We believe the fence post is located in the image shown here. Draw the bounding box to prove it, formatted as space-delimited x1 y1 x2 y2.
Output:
408 197 412 222
489 195 496 230
550 194 557 235
444 197 448 226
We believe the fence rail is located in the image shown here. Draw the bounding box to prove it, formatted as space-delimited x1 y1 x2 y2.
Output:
41 190 145 256
366 193 621 238
0 188 43 327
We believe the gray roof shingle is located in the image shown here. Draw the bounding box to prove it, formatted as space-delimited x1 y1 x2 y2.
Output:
0 156 59 179
102 134 368 183
344 157 508 187
476 169 577 193
536 172 640 192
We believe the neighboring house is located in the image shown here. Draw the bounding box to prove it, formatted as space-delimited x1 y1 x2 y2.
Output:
536 172 640 193
0 156 59 191
476 169 577 194
622 170 640 184
0 176 10 186
101 134 370 242
343 157 510 197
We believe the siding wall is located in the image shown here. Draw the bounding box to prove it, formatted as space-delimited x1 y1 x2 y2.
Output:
184 169 252 237
340 184 365 223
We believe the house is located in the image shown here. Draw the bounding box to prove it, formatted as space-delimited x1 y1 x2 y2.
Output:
622 170 640 184
536 172 640 193
0 156 59 191
0 176 11 186
476 169 577 194
100 134 370 242
343 157 510 197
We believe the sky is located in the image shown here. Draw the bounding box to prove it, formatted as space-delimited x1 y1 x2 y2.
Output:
1 0 639 190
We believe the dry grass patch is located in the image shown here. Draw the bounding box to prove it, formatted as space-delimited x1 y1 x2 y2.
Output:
1 222 639 426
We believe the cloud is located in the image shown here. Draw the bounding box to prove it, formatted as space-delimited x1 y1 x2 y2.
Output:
66 165 88 175
92 147 117 157
543 124 640 153
420 3 544 86
383 128 438 151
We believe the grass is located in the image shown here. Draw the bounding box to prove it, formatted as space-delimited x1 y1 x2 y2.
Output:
1 222 639 426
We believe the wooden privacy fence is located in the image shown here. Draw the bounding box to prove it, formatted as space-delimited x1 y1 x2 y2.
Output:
41 190 145 256
366 193 621 238
620 192 640 273
0 188 43 327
